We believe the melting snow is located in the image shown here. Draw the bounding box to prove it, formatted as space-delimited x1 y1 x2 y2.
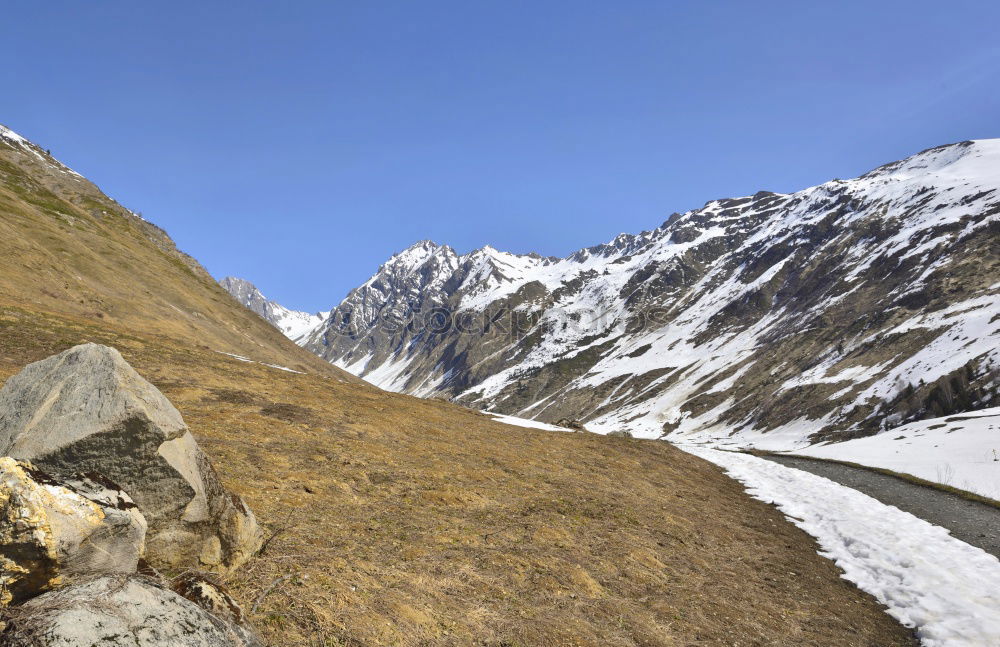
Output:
215 351 305 374
0 123 83 176
683 446 1000 647
791 408 1000 500
485 413 575 432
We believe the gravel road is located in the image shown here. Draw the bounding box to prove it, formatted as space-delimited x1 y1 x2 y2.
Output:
763 455 1000 559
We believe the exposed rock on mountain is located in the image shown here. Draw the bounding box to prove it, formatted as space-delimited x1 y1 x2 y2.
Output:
0 343 263 571
219 276 327 343
301 140 999 447
0 458 146 605
1 575 262 647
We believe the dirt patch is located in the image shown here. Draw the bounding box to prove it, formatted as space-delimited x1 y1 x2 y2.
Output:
259 402 315 424
208 388 260 406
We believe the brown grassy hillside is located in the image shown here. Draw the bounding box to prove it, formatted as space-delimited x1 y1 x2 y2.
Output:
0 130 915 645
0 130 350 378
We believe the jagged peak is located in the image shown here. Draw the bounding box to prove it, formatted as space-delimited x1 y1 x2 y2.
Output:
220 276 256 288
219 276 268 302
385 240 458 266
464 244 554 264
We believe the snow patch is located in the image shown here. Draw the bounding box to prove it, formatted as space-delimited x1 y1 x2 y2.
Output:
683 446 1000 647
485 413 575 432
792 408 1000 500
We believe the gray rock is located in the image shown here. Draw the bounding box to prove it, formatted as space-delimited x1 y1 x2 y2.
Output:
1 575 262 647
555 418 589 432
171 572 250 629
0 344 263 571
0 458 146 605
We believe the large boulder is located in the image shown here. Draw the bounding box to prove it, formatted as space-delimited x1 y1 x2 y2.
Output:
0 574 263 646
0 344 263 571
0 458 146 605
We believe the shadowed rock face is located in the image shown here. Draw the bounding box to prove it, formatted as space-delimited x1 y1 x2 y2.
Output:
0 344 262 571
1 575 262 647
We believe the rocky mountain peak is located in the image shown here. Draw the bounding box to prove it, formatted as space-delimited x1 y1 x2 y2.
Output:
291 138 999 447
219 277 326 344
219 276 264 306
384 239 458 267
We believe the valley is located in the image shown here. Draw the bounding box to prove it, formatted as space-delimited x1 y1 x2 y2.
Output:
0 123 927 645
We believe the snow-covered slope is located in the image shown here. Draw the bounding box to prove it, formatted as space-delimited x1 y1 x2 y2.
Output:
788 408 1000 499
219 277 327 343
685 447 1000 647
288 140 998 449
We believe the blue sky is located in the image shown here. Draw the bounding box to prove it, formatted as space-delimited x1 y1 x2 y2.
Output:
2 1 998 312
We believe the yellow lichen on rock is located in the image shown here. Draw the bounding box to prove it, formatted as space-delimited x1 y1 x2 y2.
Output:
0 457 60 605
0 458 147 605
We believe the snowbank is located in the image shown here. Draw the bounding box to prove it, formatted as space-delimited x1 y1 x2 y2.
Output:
682 447 1000 646
790 408 1000 500
486 413 574 432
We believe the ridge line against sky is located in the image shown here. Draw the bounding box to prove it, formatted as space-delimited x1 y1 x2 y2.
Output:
2 1 998 311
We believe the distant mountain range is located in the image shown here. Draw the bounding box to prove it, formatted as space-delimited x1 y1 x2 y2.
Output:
223 140 1000 448
218 277 327 344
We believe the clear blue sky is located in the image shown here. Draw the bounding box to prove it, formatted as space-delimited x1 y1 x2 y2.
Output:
2 1 998 312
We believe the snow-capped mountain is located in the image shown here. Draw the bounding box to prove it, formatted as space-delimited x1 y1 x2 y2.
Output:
219 277 327 343
283 140 998 447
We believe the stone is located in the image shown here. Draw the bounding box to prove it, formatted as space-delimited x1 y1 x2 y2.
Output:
171 571 250 629
0 575 263 646
0 458 145 605
556 418 589 432
0 344 263 571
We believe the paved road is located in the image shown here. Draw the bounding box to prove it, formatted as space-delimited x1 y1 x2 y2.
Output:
763 455 1000 559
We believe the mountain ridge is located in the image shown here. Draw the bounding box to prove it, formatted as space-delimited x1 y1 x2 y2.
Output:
219 276 327 343
259 138 999 448
0 123 351 379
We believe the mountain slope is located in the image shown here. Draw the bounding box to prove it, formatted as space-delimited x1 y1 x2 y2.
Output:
301 139 1000 447
0 124 347 378
219 276 326 343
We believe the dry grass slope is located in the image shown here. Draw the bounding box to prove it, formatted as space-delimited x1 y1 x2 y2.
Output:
0 307 917 646
0 137 352 379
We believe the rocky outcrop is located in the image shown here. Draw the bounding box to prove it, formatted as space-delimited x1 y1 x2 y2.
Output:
555 418 589 432
0 344 262 571
0 575 262 647
0 458 145 605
